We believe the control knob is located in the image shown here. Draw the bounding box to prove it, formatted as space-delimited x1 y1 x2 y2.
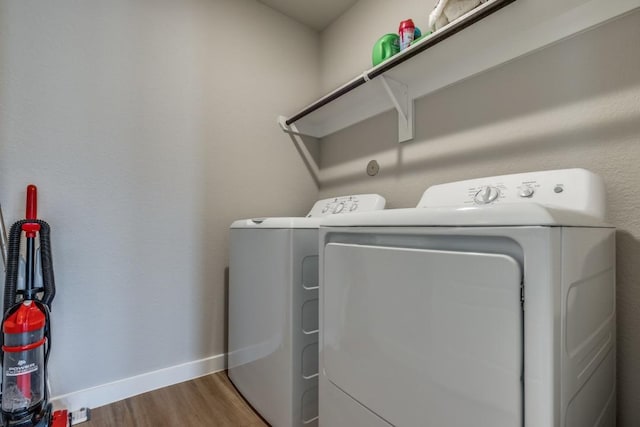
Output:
474 186 500 204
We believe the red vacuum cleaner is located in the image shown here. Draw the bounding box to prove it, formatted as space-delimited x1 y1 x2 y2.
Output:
0 185 69 427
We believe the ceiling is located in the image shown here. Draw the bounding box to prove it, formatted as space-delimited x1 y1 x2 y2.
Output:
258 0 359 31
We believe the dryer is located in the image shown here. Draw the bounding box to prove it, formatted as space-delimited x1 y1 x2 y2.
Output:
228 194 385 427
318 169 615 427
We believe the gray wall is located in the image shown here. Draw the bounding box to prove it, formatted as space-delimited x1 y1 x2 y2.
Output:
0 0 320 396
319 7 640 426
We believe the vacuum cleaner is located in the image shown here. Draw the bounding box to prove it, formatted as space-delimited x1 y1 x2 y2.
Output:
0 185 71 427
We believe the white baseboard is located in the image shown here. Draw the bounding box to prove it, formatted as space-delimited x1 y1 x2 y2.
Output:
51 353 227 412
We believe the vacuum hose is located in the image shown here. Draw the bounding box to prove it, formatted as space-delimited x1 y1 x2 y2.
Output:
3 220 56 313
0 206 7 270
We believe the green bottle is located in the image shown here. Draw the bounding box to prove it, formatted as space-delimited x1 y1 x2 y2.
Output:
372 33 400 66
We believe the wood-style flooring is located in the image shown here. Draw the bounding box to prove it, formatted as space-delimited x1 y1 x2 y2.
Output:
86 372 269 427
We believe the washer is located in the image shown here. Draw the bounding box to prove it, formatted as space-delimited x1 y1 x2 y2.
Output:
228 194 385 427
318 169 615 427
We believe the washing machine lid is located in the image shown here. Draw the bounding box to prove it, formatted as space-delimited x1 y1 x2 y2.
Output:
319 203 610 228
231 217 325 229
231 194 386 229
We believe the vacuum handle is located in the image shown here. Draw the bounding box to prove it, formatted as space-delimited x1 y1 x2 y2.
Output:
23 185 40 295
26 184 37 220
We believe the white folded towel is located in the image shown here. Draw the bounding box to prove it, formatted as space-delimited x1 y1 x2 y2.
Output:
429 0 489 32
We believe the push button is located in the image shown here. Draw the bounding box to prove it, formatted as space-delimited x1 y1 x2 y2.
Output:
519 186 534 198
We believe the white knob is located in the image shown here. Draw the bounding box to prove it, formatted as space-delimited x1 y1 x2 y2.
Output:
519 186 534 198
474 186 500 204
333 202 345 213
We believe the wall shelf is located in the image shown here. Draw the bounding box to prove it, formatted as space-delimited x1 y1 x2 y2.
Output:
279 0 639 143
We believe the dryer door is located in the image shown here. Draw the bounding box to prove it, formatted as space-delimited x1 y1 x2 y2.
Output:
323 243 523 427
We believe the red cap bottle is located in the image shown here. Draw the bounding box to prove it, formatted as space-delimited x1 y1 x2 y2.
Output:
399 19 415 51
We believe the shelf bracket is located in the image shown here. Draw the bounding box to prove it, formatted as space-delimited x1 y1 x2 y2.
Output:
277 116 321 187
278 115 307 137
379 75 414 143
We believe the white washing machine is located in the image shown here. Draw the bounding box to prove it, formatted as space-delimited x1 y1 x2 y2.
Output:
228 194 386 427
318 169 615 427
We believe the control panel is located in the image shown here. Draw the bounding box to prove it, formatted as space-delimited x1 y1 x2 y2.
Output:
306 194 386 218
416 169 606 220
